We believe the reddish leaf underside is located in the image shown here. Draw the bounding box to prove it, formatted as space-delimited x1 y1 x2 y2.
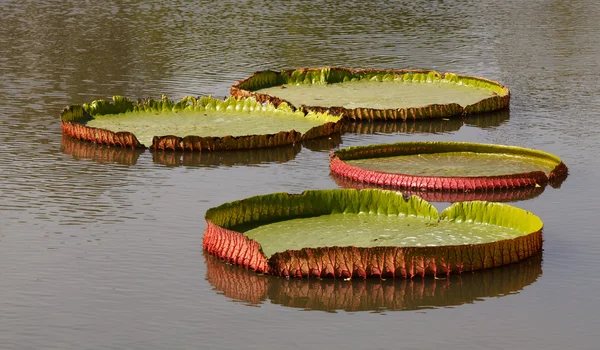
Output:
329 142 568 192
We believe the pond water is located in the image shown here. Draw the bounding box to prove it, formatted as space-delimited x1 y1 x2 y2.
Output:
1 1 599 349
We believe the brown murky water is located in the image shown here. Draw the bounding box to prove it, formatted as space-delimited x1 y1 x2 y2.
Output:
1 1 599 349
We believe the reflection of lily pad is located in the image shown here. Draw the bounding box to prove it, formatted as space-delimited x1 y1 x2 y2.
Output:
203 189 543 278
61 135 145 165
231 67 510 120
204 252 542 312
341 118 464 135
330 172 546 203
301 133 342 152
152 143 302 167
60 95 341 151
340 109 510 135
330 142 568 192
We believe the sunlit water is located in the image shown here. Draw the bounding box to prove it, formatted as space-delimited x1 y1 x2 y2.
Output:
1 1 599 349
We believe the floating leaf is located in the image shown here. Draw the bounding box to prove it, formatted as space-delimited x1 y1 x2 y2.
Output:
231 67 510 121
203 189 543 279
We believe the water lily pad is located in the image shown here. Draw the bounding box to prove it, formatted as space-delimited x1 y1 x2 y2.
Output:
231 67 510 120
203 189 543 278
60 95 341 151
330 142 568 192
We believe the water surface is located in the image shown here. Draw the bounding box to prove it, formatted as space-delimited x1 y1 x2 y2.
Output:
1 1 599 349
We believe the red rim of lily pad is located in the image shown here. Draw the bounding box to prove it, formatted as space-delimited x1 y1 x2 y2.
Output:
203 189 544 279
230 67 510 120
330 142 568 192
330 172 546 203
60 95 341 151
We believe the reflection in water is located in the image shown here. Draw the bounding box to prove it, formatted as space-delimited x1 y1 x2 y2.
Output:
340 109 509 135
462 109 510 129
151 143 302 167
548 173 568 189
301 133 343 152
341 118 463 135
61 135 145 166
205 252 542 312
330 173 546 203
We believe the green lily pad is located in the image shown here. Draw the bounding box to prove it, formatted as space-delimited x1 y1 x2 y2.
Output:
244 212 523 257
203 189 543 278
231 67 510 120
330 142 568 191
60 95 341 151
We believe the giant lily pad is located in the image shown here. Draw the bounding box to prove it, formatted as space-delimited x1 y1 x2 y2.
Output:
60 95 341 151
205 252 542 312
203 189 543 279
230 67 510 120
330 142 568 192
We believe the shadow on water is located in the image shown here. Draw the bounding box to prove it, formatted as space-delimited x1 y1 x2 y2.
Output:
62 134 345 168
330 173 546 203
61 135 145 166
339 109 510 135
204 252 542 313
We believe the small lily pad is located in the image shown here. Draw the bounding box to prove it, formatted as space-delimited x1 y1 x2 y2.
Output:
330 142 568 192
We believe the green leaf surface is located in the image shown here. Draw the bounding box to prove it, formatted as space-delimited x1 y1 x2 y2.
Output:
61 95 340 147
205 189 542 257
